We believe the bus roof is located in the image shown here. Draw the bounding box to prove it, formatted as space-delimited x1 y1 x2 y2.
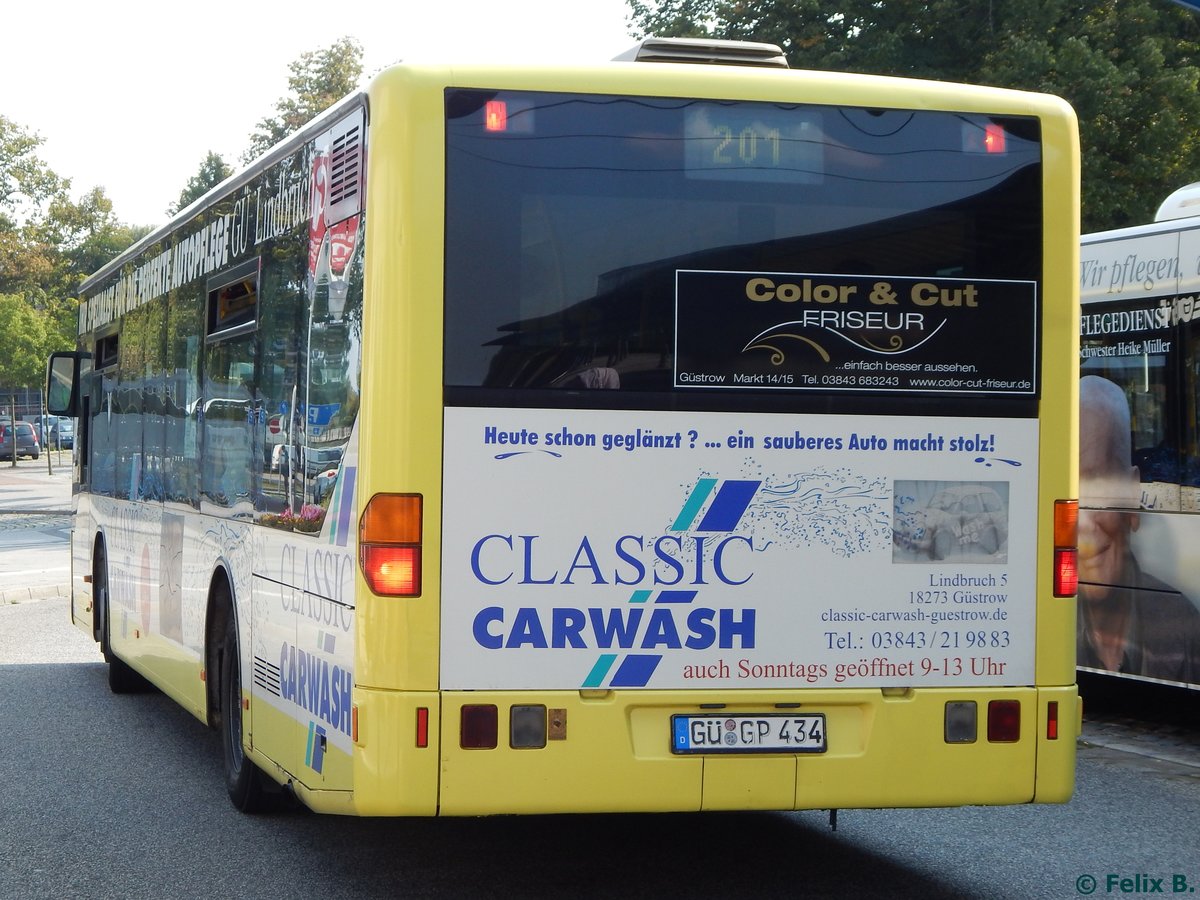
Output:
1155 181 1200 222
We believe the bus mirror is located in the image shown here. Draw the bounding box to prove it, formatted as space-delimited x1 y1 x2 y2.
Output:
46 351 89 417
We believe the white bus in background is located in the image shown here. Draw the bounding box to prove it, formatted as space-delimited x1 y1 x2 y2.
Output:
1078 183 1200 688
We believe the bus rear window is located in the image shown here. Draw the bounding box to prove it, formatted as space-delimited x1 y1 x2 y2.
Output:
443 89 1042 404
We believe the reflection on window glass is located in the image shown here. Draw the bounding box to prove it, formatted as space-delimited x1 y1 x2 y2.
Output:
1080 295 1181 504
444 90 1042 398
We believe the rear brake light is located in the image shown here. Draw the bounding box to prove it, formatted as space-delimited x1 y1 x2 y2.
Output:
485 100 508 132
1054 549 1078 597
1047 701 1059 740
987 700 1021 742
1053 500 1078 597
461 704 498 749
360 493 422 596
361 546 419 594
984 123 1006 153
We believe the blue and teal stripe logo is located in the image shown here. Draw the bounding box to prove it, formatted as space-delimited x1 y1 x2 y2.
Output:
581 478 760 688
671 478 761 532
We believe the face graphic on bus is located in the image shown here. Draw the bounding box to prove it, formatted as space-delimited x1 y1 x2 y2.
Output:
1078 376 1140 599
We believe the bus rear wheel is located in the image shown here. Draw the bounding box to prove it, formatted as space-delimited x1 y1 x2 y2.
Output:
218 606 277 812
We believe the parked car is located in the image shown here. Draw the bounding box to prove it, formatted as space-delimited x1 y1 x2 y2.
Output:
29 414 74 449
0 421 41 460
304 446 343 478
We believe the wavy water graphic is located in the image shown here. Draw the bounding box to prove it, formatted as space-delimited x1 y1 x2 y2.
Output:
743 318 947 364
677 466 890 558
494 449 564 460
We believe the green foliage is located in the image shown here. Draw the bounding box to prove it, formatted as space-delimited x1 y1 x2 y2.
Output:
243 36 365 164
0 116 67 215
168 151 233 217
0 115 142 366
0 292 51 388
627 0 1200 231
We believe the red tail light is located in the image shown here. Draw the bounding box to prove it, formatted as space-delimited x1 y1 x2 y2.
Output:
987 700 1021 742
360 494 422 597
984 123 1006 153
460 705 498 749
1047 701 1059 740
485 100 508 132
1053 500 1078 597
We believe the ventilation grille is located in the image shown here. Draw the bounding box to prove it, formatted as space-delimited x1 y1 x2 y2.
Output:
326 108 365 224
330 125 362 207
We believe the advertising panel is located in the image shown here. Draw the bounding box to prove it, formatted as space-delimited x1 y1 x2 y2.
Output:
674 270 1037 395
441 406 1039 690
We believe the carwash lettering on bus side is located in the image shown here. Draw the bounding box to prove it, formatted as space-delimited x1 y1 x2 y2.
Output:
279 642 353 737
468 532 758 650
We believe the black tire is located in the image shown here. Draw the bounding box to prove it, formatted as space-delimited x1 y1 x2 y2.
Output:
95 544 148 694
219 602 276 812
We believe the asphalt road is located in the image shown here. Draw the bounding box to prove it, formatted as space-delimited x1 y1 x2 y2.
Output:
2 595 1199 900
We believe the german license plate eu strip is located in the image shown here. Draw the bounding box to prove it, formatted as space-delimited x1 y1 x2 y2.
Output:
671 714 827 754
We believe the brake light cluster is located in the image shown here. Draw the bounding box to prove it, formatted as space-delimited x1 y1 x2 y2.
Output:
460 704 561 749
1053 499 1078 597
360 494 422 596
944 699 1022 743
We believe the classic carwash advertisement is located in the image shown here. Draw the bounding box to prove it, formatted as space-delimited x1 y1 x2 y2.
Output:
440 407 1038 690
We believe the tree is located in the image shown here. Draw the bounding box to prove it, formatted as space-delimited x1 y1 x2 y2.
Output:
0 116 67 216
626 0 1200 231
0 292 51 390
0 117 142 352
243 36 364 163
168 151 233 217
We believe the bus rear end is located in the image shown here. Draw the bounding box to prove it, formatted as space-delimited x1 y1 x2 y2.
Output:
353 49 1080 815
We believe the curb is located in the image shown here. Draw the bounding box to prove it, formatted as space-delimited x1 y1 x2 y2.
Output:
1 583 71 605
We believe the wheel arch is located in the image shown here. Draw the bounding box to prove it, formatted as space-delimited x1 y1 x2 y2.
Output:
91 529 108 643
204 563 237 728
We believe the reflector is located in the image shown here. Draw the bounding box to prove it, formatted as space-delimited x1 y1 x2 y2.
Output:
416 707 429 748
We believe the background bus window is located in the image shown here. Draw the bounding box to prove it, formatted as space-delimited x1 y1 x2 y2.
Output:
116 305 146 502
1184 308 1200 510
1079 295 1181 511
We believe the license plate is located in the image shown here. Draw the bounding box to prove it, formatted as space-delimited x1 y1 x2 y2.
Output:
671 714 827 754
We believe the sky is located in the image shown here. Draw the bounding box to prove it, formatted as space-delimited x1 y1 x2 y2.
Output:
2 0 635 227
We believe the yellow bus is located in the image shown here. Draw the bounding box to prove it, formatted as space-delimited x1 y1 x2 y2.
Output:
48 37 1081 816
